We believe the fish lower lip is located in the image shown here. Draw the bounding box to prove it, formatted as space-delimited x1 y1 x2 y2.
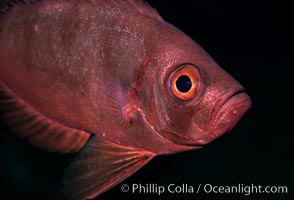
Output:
190 92 251 146
215 92 251 131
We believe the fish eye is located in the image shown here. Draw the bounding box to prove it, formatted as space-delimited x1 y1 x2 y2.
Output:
176 75 192 93
168 65 201 100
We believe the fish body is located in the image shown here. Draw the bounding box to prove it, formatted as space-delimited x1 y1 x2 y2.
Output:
0 0 251 199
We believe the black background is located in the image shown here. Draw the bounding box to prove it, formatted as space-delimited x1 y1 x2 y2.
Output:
0 0 293 200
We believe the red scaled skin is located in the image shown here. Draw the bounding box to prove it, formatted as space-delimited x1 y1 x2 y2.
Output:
0 1 251 154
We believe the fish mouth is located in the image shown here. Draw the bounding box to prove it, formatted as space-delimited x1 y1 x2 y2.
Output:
154 90 251 147
195 90 251 145
215 90 251 129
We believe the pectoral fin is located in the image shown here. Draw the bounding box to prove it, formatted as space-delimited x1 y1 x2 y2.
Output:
59 136 155 200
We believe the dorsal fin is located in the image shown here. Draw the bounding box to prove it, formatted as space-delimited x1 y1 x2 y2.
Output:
0 0 164 21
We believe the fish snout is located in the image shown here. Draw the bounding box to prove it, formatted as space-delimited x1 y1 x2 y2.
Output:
192 90 251 145
214 91 251 131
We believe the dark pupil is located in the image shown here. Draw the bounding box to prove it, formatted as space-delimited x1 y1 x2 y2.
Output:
176 75 192 93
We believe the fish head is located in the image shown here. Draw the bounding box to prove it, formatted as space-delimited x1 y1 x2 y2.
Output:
137 24 251 147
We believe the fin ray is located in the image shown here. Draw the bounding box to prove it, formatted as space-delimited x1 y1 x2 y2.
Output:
0 82 90 153
59 136 154 200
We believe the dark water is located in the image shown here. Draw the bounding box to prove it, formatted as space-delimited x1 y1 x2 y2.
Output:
0 0 293 200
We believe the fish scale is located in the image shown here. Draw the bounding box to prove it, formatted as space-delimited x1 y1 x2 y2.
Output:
0 0 250 199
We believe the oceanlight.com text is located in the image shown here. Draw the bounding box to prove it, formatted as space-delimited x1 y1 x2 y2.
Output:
120 183 288 196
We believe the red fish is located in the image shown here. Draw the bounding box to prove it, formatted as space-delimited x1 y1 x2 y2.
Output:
0 0 251 199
